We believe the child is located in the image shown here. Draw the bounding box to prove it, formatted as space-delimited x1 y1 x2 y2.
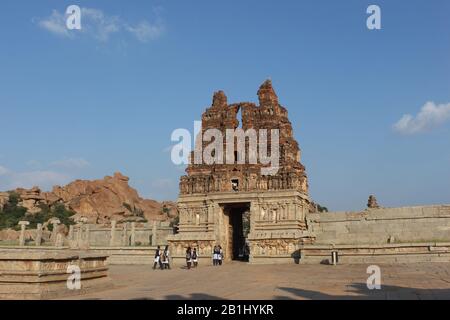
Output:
192 248 198 268
153 245 162 270
212 245 219 266
163 245 171 269
186 247 192 270
218 246 223 266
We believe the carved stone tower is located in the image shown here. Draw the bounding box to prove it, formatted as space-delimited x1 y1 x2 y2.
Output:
168 80 313 264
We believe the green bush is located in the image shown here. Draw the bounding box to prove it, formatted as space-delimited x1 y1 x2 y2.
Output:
0 193 76 230
0 192 28 230
52 203 76 227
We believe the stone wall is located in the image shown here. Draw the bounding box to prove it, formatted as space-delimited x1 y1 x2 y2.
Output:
0 246 164 266
73 222 173 247
309 205 450 245
299 204 450 264
0 221 174 248
168 190 312 265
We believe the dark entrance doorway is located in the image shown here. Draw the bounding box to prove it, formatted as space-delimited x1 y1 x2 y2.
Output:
223 203 250 261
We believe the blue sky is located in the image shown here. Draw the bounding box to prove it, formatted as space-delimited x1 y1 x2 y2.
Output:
0 0 449 211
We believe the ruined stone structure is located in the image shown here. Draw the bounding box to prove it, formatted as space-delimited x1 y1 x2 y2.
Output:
301 204 450 264
168 80 312 264
367 195 380 209
0 249 112 299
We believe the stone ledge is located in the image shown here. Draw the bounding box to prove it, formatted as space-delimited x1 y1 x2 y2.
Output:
300 242 450 250
0 249 112 299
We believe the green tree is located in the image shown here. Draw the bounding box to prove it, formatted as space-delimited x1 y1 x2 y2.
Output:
52 203 76 227
0 192 28 230
0 196 76 231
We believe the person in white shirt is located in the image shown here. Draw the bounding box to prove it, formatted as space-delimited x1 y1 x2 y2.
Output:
153 246 162 270
162 245 171 269
192 248 198 267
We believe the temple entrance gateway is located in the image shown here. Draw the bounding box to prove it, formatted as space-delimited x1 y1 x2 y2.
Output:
167 80 312 265
222 203 250 261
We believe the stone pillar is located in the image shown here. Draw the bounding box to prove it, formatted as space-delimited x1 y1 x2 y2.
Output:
51 219 60 243
287 202 293 220
18 221 29 246
68 225 74 240
249 202 257 234
110 220 117 246
76 224 83 247
55 233 64 247
35 223 43 246
281 204 287 220
207 204 214 223
151 221 157 246
122 223 128 246
85 225 90 246
196 213 200 225
130 222 136 246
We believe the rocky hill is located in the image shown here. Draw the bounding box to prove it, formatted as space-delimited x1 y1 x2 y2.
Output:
0 172 177 225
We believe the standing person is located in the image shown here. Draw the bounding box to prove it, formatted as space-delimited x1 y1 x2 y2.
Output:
186 247 192 270
153 245 162 270
218 245 223 266
212 245 219 266
160 248 167 268
192 248 198 268
163 245 171 269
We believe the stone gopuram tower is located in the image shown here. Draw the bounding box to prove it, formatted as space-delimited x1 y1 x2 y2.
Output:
168 80 313 264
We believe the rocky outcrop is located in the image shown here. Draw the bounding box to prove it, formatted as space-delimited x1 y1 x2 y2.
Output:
367 195 380 209
1 172 177 225
0 192 9 208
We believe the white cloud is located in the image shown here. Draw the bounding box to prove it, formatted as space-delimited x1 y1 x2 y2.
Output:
26 160 41 168
0 165 9 176
393 102 450 135
0 168 70 191
126 20 164 43
36 9 71 38
50 157 90 169
35 7 164 43
9 171 71 190
81 8 121 42
151 178 175 190
148 178 176 200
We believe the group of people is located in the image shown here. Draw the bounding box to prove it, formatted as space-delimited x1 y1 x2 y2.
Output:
153 244 225 270
186 245 224 269
153 245 171 270
185 247 199 269
212 245 223 266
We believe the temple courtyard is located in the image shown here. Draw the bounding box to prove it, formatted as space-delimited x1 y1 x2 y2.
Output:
65 262 450 300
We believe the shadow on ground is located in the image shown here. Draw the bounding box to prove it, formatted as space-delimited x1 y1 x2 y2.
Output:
275 283 450 300
130 284 450 300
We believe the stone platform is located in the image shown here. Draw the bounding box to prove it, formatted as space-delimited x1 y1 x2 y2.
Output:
299 242 450 264
0 249 112 299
